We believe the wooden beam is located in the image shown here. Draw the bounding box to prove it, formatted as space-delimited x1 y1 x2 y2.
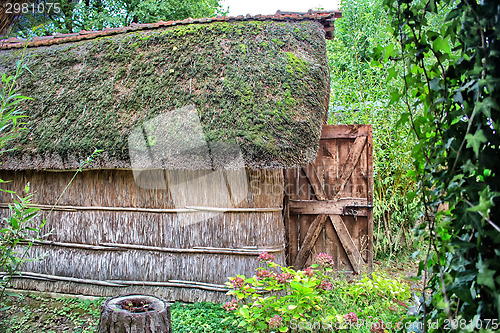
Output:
333 136 367 199
294 214 328 269
329 215 364 273
320 125 371 139
284 169 299 266
322 139 338 199
366 130 374 273
289 199 370 216
302 164 327 200
0 203 281 213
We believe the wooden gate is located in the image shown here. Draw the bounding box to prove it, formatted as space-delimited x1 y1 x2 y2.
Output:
284 125 373 273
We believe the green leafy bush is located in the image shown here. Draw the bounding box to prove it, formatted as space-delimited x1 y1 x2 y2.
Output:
225 252 412 332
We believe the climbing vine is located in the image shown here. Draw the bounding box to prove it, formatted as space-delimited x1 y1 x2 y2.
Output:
382 0 499 329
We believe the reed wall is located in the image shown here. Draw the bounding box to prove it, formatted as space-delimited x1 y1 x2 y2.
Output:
0 168 285 302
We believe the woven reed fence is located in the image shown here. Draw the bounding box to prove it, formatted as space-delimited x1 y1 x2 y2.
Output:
0 168 285 302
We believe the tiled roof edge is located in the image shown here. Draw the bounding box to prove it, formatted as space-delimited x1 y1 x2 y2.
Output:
0 10 341 50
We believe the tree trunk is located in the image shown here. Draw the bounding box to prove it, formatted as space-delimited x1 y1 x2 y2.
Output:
98 294 171 333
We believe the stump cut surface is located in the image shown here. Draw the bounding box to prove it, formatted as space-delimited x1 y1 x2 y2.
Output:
99 294 171 333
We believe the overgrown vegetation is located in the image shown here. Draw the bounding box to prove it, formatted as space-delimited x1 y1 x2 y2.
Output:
7 0 228 37
382 0 500 328
224 252 413 332
0 295 244 333
327 0 419 259
0 258 419 332
0 56 43 304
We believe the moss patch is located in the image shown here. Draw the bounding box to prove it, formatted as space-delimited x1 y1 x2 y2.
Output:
0 20 329 168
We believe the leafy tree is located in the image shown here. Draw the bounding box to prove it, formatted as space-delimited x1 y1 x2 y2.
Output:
9 0 227 36
383 0 499 327
327 0 419 258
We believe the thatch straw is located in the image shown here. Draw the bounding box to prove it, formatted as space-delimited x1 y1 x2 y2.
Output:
0 19 329 170
0 168 285 302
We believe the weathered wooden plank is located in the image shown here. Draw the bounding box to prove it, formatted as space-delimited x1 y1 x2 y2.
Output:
302 164 327 200
289 199 369 216
366 128 374 273
294 214 328 269
297 168 314 264
358 217 369 263
0 204 282 213
333 136 367 199
284 168 300 266
328 215 364 273
323 139 338 199
299 165 326 267
311 147 327 260
320 125 371 139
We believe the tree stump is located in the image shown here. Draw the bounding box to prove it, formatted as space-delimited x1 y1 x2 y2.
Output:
98 294 171 333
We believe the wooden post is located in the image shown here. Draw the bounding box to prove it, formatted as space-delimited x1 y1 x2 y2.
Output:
98 294 171 333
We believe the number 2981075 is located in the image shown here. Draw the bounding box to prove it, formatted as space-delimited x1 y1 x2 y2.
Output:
4 1 61 15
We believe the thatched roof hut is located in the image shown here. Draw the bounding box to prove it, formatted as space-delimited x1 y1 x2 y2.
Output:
0 11 339 302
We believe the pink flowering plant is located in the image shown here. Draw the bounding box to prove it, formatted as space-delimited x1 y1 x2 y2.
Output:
223 252 336 333
223 252 413 332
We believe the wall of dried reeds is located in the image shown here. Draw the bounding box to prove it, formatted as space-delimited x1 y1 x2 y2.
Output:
0 168 285 302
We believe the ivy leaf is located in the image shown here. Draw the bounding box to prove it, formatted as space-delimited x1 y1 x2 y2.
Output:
429 77 441 91
467 187 495 217
433 36 451 55
477 264 496 290
465 129 487 157
460 159 476 176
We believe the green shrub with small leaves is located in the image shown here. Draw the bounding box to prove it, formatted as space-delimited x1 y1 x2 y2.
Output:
225 253 412 333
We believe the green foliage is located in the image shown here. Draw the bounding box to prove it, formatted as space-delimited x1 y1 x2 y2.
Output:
0 55 42 305
0 57 31 155
0 184 43 304
225 253 412 332
383 0 500 328
225 264 330 332
12 0 228 36
171 302 243 333
327 0 419 258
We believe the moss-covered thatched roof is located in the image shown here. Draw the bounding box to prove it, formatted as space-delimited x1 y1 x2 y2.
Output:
0 13 335 170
